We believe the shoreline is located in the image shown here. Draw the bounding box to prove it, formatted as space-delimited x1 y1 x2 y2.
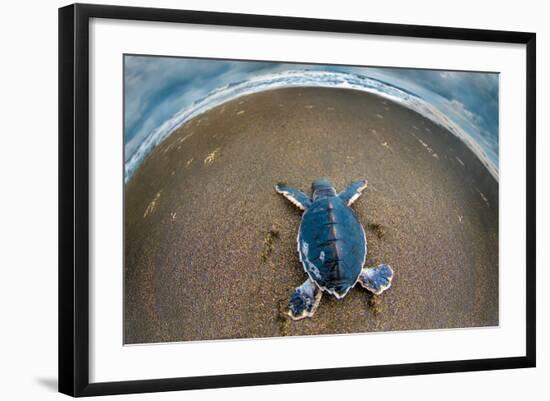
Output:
125 84 499 184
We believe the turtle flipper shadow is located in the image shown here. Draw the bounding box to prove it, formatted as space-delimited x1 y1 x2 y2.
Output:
338 179 368 206
275 183 312 210
288 279 322 320
358 264 394 295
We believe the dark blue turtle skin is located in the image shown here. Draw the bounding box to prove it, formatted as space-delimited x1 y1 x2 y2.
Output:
276 178 393 320
298 192 366 298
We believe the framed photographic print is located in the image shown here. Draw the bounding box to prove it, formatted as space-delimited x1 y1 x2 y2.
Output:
58 3 536 397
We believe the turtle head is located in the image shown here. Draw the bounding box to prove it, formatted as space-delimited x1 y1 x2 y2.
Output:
312 178 336 200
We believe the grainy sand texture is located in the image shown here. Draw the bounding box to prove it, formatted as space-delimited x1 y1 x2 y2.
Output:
124 87 498 344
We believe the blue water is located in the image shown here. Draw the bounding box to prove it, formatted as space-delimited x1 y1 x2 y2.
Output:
124 58 499 182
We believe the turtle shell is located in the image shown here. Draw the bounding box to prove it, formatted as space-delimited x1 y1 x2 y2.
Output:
297 195 366 298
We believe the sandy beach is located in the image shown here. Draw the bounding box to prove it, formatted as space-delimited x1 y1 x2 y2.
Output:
124 87 498 344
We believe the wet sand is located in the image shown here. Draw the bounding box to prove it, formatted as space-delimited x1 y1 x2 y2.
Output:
124 87 498 344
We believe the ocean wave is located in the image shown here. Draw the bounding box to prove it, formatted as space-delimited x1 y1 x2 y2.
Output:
124 70 498 182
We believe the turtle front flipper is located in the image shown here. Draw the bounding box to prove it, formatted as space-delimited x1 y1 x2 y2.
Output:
358 264 394 295
287 279 322 320
338 179 368 206
275 183 312 210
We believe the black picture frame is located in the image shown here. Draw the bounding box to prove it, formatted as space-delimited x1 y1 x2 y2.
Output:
59 3 536 397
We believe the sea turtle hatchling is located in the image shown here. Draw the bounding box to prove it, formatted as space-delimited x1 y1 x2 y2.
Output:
275 179 394 320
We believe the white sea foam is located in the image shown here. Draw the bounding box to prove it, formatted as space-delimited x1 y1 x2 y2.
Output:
124 70 498 182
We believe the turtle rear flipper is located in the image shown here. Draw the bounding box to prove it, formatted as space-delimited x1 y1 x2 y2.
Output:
338 179 367 206
358 264 394 295
287 279 322 320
